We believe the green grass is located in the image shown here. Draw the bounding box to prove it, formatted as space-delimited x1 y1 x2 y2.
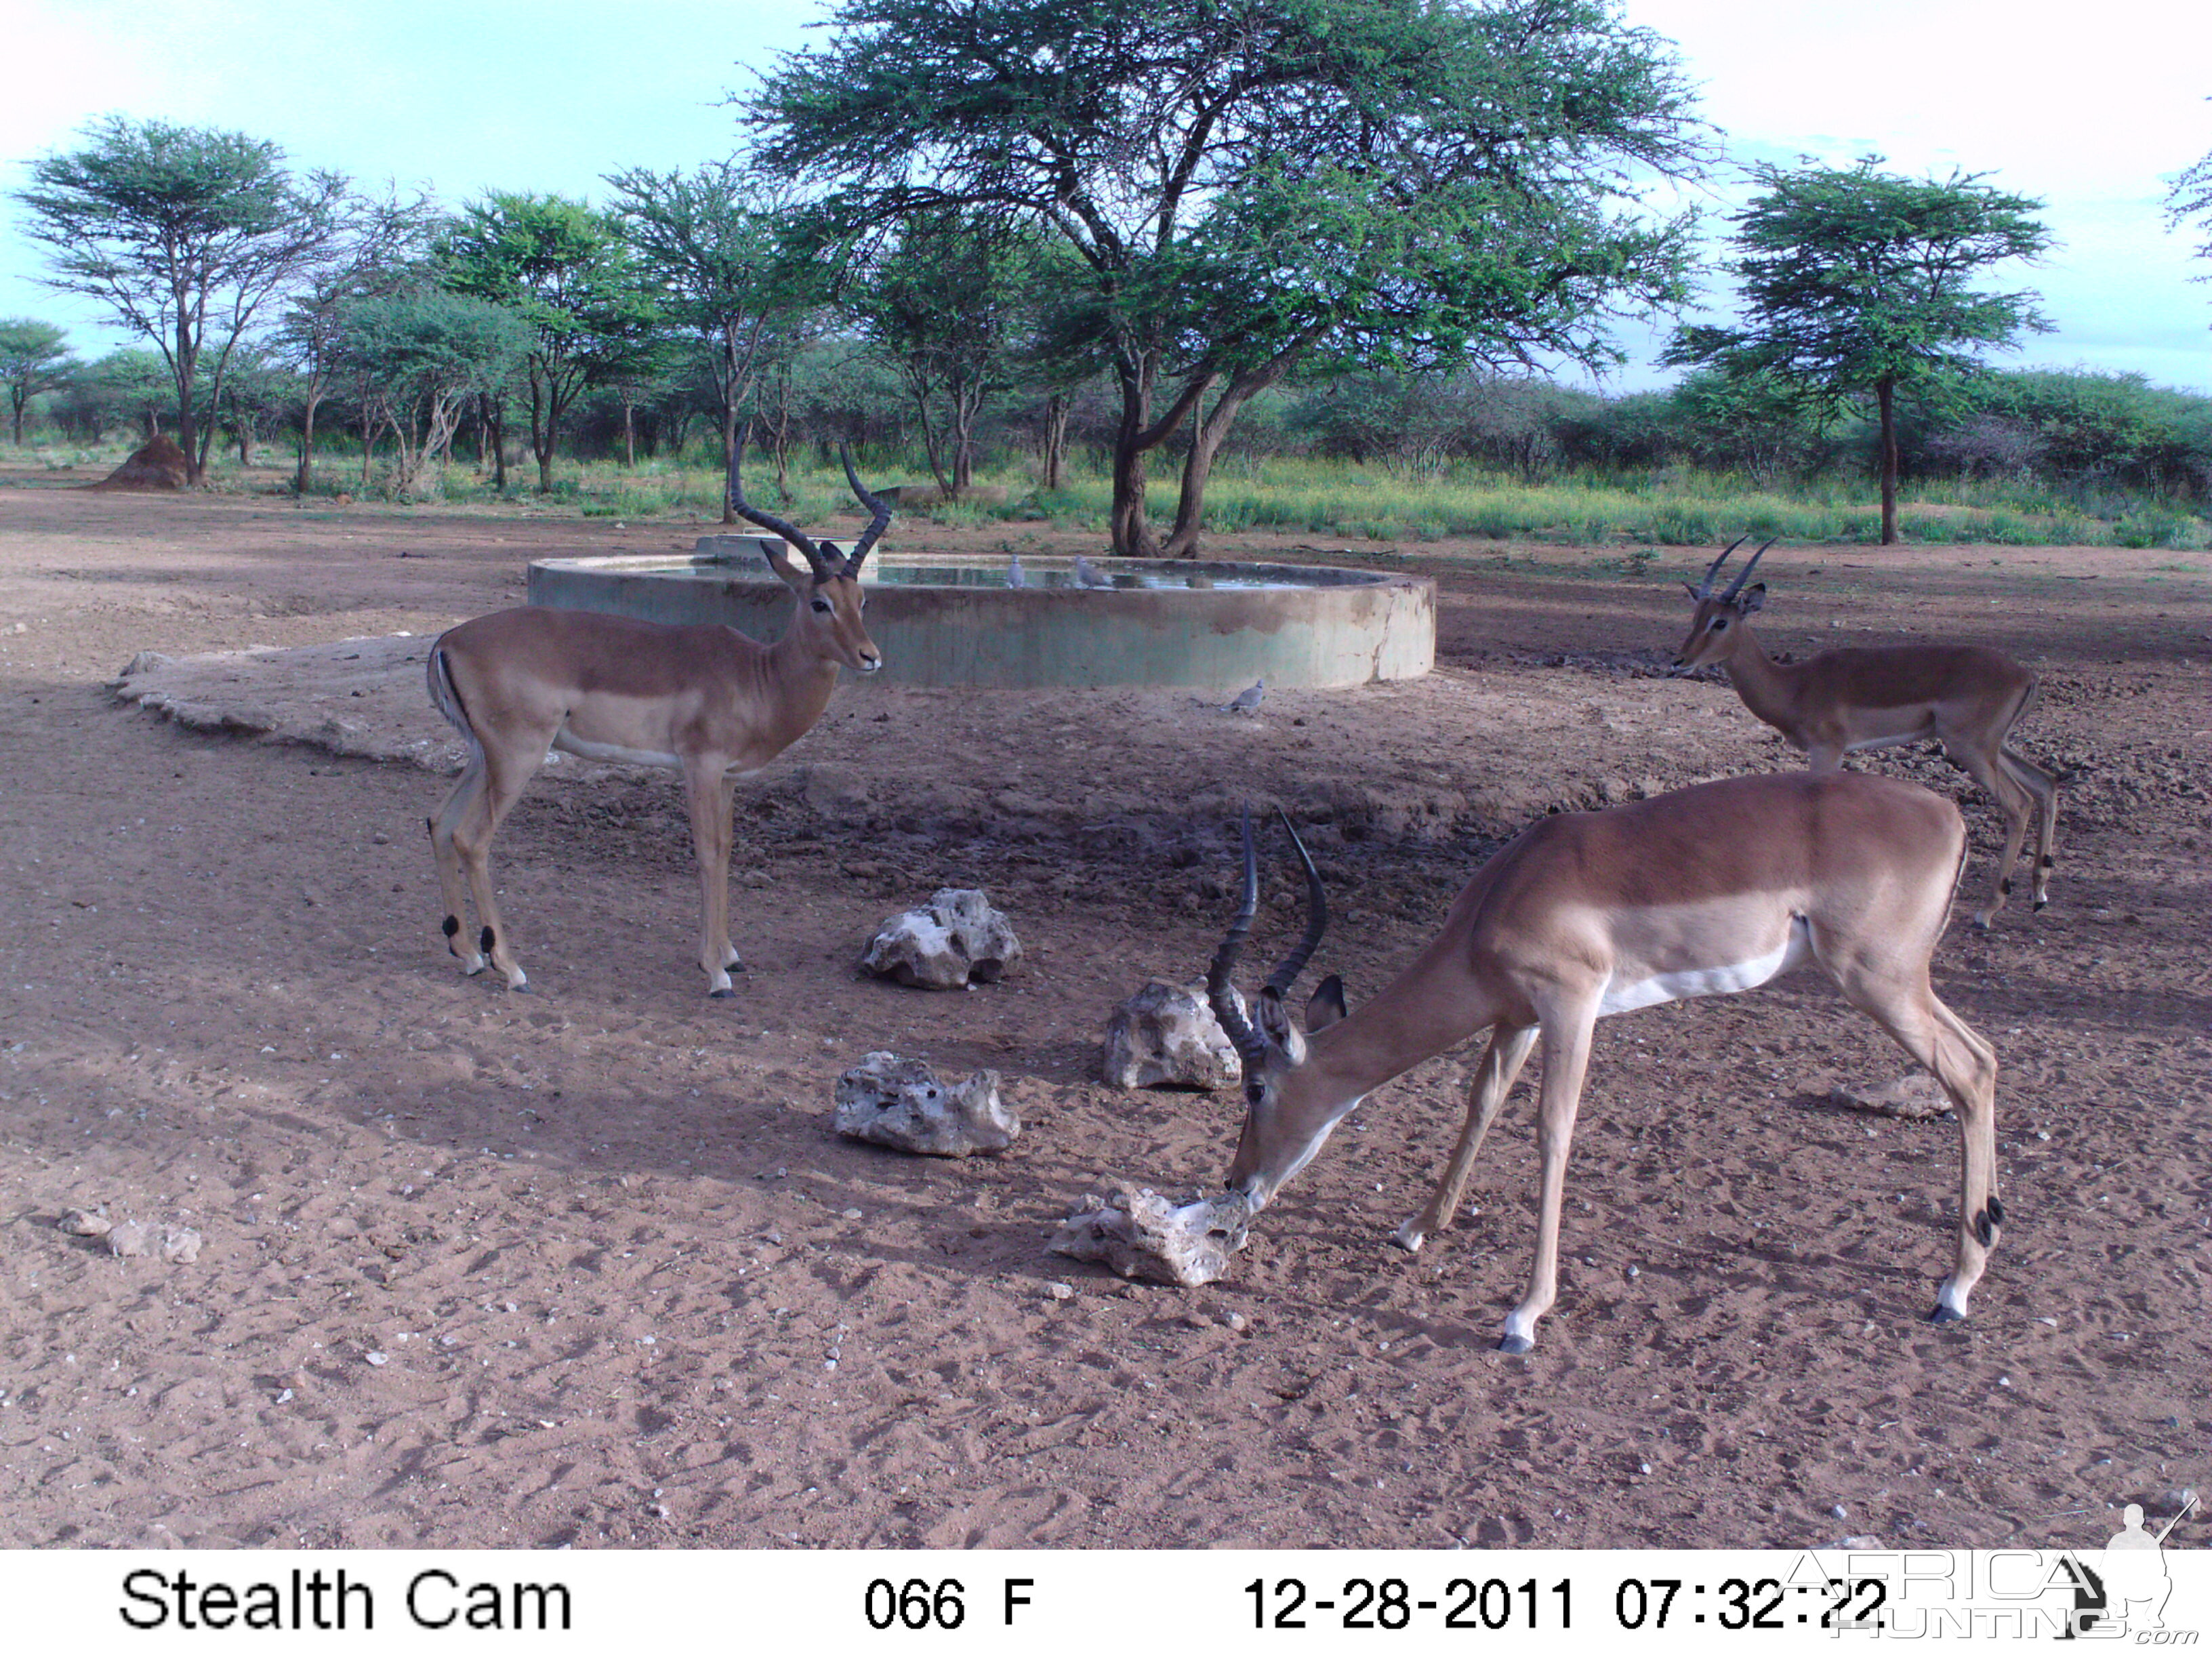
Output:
30 435 2209 550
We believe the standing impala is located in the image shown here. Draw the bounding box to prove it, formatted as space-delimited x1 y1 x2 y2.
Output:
1206 779 2001 1355
1676 537 2060 926
426 449 890 996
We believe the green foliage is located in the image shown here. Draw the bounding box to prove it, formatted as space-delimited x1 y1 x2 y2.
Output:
754 0 1713 552
336 293 531 463
0 317 80 444
12 115 349 479
2166 145 2212 274
846 211 1050 495
603 162 827 502
1666 156 2051 541
1667 157 2052 407
437 192 661 491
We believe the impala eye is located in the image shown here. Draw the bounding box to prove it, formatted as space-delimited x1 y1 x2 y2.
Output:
811 597 832 613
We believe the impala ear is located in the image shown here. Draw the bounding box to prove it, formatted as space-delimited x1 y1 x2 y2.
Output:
1739 583 1766 614
761 540 811 590
1682 581 1704 600
1254 987 1307 1066
1305 972 1346 1031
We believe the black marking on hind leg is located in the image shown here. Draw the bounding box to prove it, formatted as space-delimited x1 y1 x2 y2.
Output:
480 925 495 954
2000 876 2013 895
1987 1196 2005 1227
2041 855 2055 867
443 915 459 939
1974 1208 1996 1247
425 815 434 838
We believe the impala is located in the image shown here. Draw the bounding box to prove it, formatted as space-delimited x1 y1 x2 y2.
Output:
426 449 890 996
1676 537 2060 926
1206 779 2001 1354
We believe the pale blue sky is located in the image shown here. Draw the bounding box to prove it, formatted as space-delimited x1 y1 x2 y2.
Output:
3 0 2207 394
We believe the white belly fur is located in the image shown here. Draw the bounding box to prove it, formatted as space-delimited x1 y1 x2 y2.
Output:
1598 915 1811 1017
550 730 682 769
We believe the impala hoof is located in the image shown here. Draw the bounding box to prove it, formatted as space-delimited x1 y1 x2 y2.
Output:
1389 1223 1425 1253
1498 1332 1535 1355
708 987 735 999
1926 1303 1966 1326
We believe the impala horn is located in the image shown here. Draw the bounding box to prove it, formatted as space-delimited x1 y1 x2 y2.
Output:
1720 537 1776 600
729 445 833 581
1206 809 1270 1076
1263 808 1328 1001
839 444 894 577
1693 535 1749 599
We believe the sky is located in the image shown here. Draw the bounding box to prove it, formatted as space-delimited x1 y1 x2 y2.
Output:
2 0 2207 396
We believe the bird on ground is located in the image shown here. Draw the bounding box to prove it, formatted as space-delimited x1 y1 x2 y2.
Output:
1006 554 1027 588
1074 556 1113 588
1222 677 1265 715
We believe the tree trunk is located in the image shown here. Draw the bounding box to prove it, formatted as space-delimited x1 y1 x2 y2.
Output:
1877 375 1899 546
296 377 325 496
482 394 508 494
531 375 555 493
173 306 205 487
1107 348 1225 556
1109 355 1162 556
1160 353 1302 557
1041 394 1069 491
9 392 24 446
719 403 739 524
621 396 636 469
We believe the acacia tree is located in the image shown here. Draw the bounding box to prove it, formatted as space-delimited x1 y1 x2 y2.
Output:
603 163 827 518
274 186 437 495
2169 142 2212 303
335 290 531 495
57 348 171 443
846 211 1044 497
1665 157 2051 544
13 117 347 483
0 319 79 445
438 193 659 492
753 0 1706 555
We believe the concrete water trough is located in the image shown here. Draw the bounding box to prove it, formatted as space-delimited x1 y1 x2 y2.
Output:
526 536 1435 691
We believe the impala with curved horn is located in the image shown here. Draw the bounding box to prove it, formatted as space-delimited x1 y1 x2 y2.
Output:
426 447 890 996
1677 537 2060 926
1206 781 2002 1355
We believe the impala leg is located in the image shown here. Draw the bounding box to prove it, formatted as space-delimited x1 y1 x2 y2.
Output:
684 764 740 997
450 743 539 991
1394 1023 1538 1252
716 771 742 973
2000 747 2060 909
1501 1008 1597 1355
429 754 489 975
1948 742 2034 927
1835 966 2001 1325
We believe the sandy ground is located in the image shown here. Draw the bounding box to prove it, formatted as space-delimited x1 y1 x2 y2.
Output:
1 470 2207 1552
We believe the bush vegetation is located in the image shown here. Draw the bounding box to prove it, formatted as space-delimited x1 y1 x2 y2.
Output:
9 351 2206 551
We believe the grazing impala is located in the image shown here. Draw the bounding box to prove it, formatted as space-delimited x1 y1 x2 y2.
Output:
426 449 890 996
1206 780 2001 1354
1676 537 2060 926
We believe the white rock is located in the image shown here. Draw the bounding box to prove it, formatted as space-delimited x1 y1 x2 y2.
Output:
1102 980 1244 1090
861 888 1023 990
1050 1185 1254 1288
57 1206 112 1237
833 1052 1019 1157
